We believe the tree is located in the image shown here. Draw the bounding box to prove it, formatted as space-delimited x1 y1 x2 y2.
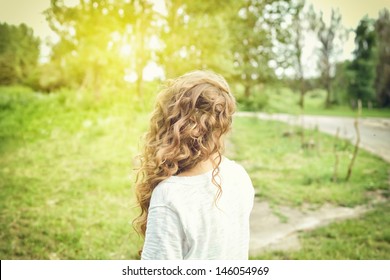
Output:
0 22 40 85
347 17 377 107
127 0 155 96
154 0 187 79
157 0 234 79
45 0 116 93
289 0 308 108
375 8 390 107
228 0 291 98
45 0 233 95
332 60 352 104
44 0 156 96
309 8 347 107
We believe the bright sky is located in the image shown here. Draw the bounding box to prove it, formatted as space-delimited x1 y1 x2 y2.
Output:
0 0 55 40
0 0 389 77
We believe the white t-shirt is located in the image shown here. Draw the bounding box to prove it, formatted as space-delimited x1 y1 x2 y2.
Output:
141 157 254 260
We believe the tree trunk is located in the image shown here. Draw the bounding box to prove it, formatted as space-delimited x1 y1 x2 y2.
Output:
136 73 143 97
325 81 332 108
244 84 251 98
298 78 305 109
299 90 305 109
325 90 330 107
135 16 145 97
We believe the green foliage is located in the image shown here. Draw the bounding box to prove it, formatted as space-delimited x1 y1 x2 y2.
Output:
235 83 269 111
348 17 377 107
238 92 269 111
157 1 235 79
43 0 237 94
332 60 352 105
3 0 389 111
375 8 390 107
44 0 143 93
0 22 40 86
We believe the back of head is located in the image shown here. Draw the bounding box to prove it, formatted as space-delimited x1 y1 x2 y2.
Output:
135 70 236 236
152 70 236 173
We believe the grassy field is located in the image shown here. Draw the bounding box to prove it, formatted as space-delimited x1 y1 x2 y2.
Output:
0 86 148 259
0 86 389 259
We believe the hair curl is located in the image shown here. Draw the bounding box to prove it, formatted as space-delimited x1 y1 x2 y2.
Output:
133 70 236 238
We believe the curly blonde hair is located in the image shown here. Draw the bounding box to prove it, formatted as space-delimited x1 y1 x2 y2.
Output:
134 70 236 237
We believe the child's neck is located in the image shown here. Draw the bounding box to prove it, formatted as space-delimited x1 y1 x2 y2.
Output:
177 154 222 177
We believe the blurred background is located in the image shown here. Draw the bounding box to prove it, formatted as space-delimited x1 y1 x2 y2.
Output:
0 0 389 259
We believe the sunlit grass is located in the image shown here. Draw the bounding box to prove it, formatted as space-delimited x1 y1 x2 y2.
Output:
0 86 151 259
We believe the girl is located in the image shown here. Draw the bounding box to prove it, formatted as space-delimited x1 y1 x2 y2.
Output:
134 70 254 259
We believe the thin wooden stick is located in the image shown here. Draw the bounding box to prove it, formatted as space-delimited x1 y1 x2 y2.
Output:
346 99 361 181
333 127 340 182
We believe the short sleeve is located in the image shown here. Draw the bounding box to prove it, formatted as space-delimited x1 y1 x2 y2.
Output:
141 205 187 260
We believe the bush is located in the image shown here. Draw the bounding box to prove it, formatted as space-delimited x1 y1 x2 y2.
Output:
238 92 269 111
234 83 269 111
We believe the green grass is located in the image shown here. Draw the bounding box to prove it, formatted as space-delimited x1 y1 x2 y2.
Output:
228 116 389 207
0 86 151 259
254 202 390 259
0 86 388 259
229 116 389 260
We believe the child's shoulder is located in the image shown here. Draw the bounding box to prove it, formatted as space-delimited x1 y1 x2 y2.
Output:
222 156 247 172
221 156 252 184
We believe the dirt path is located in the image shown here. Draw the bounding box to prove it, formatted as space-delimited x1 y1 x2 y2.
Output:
249 199 382 255
235 112 390 255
